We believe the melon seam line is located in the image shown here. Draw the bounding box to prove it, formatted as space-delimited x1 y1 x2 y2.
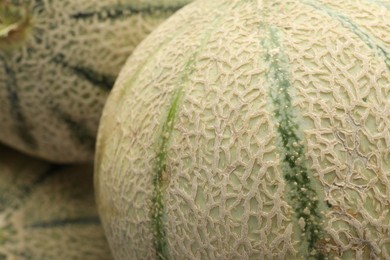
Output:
52 54 115 91
28 216 101 228
150 2 239 259
107 6 234 258
0 55 37 149
48 106 95 152
4 165 62 212
301 0 390 71
152 87 182 260
70 4 189 21
259 8 326 258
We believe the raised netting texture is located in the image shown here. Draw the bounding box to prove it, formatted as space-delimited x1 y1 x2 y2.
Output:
0 0 192 162
95 0 390 259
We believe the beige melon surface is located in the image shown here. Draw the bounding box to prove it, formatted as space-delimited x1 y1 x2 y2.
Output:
95 0 390 259
0 145 113 260
0 0 192 163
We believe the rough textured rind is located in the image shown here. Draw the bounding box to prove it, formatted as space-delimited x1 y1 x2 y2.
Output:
95 0 390 259
0 0 192 162
0 145 113 260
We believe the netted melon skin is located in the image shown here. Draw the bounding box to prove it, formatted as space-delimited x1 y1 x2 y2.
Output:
0 145 113 260
0 0 192 163
95 0 390 259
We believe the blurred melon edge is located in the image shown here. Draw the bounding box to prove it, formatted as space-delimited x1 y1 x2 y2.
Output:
0 144 113 260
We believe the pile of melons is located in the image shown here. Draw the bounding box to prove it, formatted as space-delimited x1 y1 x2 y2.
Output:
1 0 390 259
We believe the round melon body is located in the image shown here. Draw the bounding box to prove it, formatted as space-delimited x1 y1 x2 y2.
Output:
0 145 113 259
95 0 390 259
0 0 192 163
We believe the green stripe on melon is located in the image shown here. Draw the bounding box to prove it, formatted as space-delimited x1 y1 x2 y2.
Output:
151 9 229 258
0 145 112 259
0 0 192 163
2 58 38 150
95 0 390 259
262 25 327 259
152 87 183 260
70 3 189 20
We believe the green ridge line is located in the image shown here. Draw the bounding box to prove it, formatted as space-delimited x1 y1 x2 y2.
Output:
0 55 38 149
301 0 390 71
50 106 96 152
152 87 183 260
262 27 326 259
94 8 203 167
28 216 101 228
70 4 187 20
150 26 205 260
149 3 235 258
52 54 115 91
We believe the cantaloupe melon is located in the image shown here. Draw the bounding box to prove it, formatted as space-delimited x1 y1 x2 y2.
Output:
0 145 113 259
95 0 390 259
0 0 192 163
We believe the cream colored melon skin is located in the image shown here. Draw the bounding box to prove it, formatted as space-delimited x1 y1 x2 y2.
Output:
0 145 113 260
95 0 390 259
0 0 192 163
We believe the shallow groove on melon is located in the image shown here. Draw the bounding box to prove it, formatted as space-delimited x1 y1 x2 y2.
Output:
1 56 37 149
49 106 96 151
52 54 115 91
28 216 101 229
1 165 64 213
151 3 231 258
262 25 327 259
71 3 189 21
22 165 63 193
152 87 182 260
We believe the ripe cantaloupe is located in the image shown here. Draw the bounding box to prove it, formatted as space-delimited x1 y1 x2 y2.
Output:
95 0 390 259
0 0 192 163
0 145 113 259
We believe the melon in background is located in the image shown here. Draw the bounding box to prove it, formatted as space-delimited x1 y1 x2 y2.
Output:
95 0 390 259
0 0 192 163
0 145 113 260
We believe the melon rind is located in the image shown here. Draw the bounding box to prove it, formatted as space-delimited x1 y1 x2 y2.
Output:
0 0 192 162
95 0 390 259
0 145 113 260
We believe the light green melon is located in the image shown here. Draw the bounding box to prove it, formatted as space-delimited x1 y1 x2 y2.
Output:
95 0 390 259
0 145 113 260
0 0 192 163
